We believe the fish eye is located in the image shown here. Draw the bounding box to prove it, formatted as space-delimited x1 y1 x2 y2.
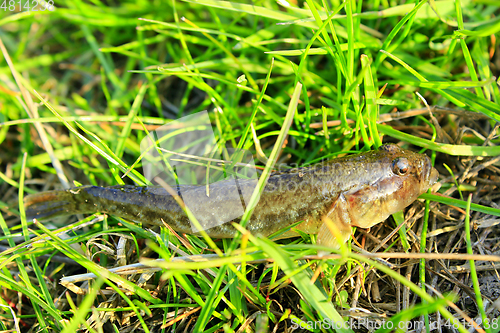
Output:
392 157 409 176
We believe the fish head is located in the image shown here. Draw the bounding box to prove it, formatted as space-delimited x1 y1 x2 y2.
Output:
344 144 438 229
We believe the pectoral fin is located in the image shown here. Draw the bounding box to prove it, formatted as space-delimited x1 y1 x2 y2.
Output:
317 193 353 249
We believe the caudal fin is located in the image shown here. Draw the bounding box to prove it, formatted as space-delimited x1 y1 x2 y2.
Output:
24 190 74 220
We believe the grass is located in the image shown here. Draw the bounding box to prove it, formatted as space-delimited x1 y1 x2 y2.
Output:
1 0 500 332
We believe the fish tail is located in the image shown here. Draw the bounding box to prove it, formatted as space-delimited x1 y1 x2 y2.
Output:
24 187 95 220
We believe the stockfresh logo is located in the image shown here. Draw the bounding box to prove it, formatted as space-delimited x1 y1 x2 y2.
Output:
140 110 259 233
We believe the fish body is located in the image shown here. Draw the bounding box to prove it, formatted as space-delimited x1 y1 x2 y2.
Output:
24 144 438 247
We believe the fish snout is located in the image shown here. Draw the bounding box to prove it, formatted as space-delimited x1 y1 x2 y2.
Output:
422 156 438 187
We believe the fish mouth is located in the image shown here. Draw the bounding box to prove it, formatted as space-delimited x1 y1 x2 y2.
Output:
423 156 438 186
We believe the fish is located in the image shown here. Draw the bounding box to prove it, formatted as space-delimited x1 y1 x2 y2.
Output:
24 144 438 248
